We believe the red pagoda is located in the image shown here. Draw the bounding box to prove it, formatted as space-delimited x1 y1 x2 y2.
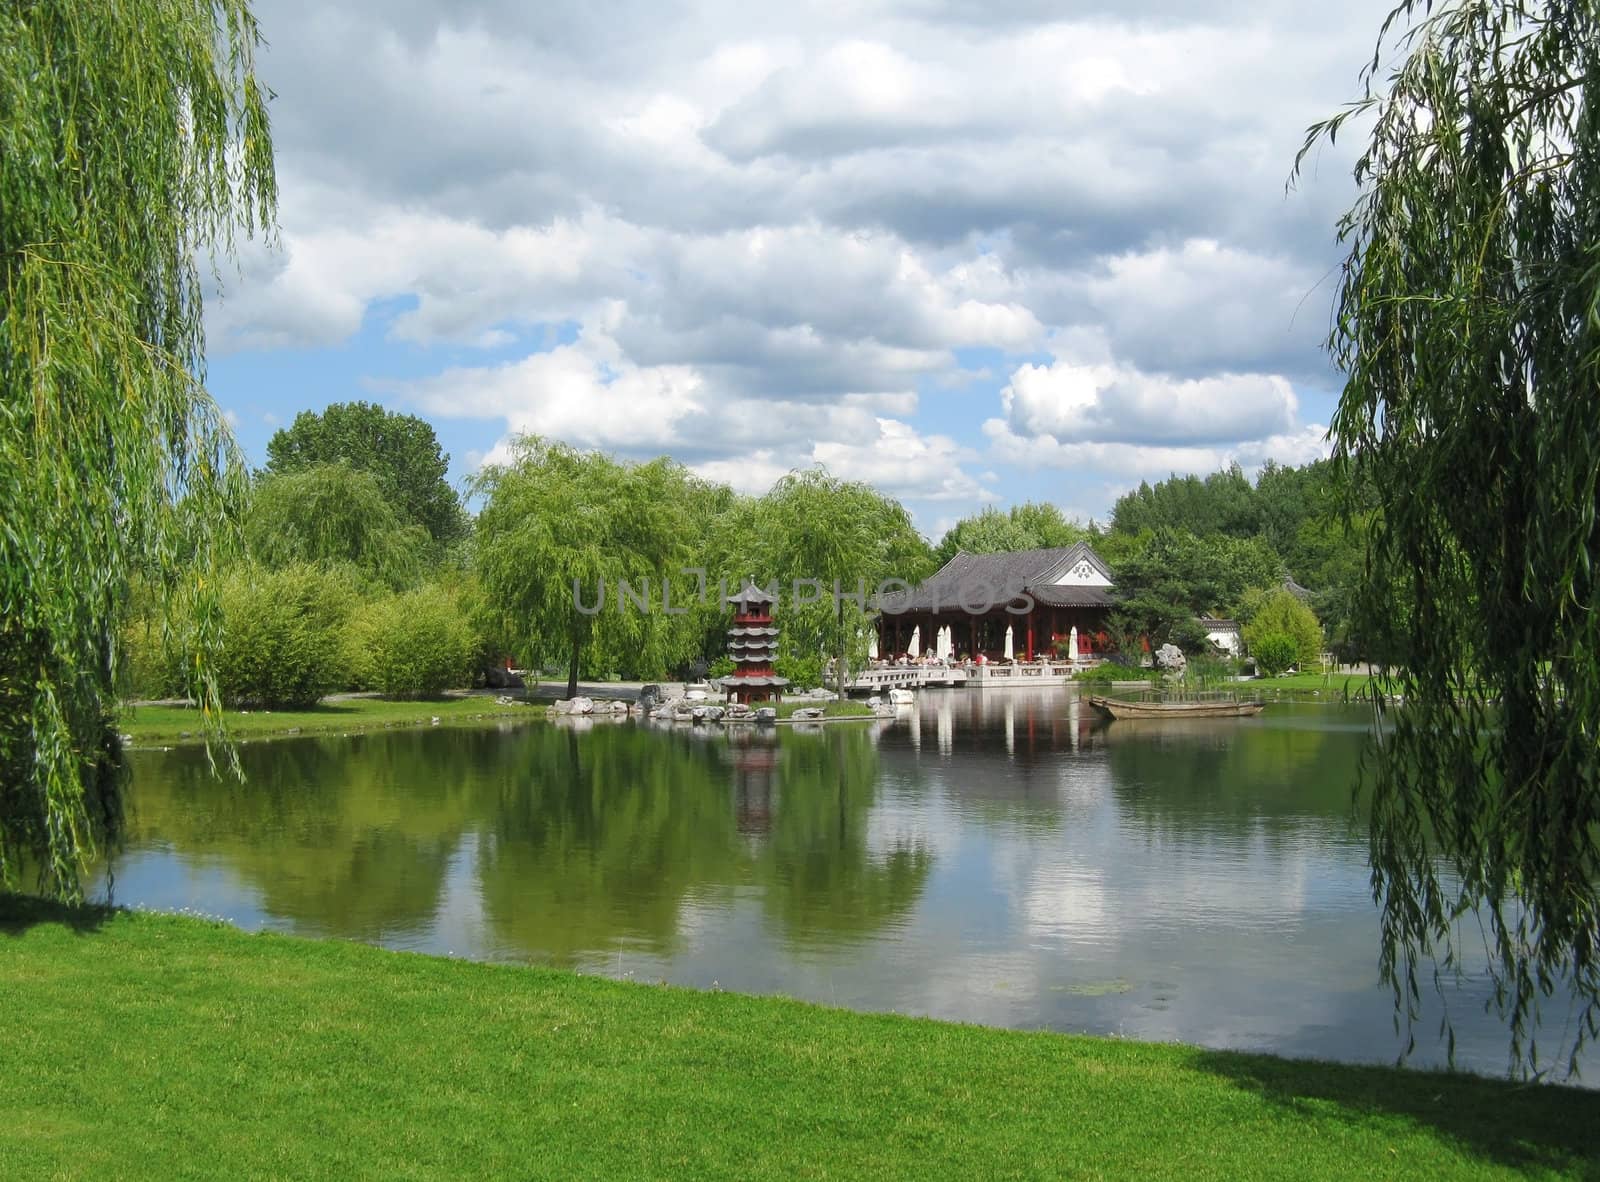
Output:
722 582 789 704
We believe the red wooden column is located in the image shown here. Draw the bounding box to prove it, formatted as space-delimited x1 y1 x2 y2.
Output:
1026 612 1034 661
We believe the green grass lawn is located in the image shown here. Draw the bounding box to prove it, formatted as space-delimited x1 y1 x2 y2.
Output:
1250 671 1376 696
2 897 1595 1180
119 694 544 745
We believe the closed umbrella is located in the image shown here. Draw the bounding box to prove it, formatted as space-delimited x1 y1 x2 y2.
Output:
907 625 921 658
868 631 879 660
1003 624 1014 660
1068 625 1079 662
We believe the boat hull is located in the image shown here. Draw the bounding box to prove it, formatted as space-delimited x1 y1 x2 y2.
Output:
1088 695 1266 720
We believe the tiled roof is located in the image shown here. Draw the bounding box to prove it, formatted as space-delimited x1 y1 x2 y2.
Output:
880 542 1114 615
1028 585 1116 608
727 581 778 606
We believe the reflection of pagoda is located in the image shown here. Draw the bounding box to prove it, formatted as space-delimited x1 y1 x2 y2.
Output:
727 733 780 837
722 582 789 704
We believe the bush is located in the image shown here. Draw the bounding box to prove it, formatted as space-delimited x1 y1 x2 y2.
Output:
1252 632 1299 676
708 656 735 679
353 585 478 699
215 564 358 708
1242 589 1323 667
1072 662 1160 684
775 654 823 690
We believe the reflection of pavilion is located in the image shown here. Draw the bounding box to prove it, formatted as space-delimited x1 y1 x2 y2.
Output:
724 732 782 837
910 688 1099 760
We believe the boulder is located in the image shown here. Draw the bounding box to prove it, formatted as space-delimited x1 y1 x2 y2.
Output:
553 696 596 715
790 706 827 721
755 707 778 724
1154 644 1187 678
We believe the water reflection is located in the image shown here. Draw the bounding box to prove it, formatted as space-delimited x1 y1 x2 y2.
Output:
103 692 1595 1082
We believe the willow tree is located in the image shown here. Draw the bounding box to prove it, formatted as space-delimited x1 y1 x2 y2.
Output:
0 1 275 898
753 469 933 694
472 438 694 698
1302 0 1599 1072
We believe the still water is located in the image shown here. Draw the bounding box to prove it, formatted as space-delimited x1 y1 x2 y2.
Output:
103 690 1594 1080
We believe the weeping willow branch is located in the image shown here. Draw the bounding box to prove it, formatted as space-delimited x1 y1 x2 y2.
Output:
0 0 277 899
1301 0 1600 1076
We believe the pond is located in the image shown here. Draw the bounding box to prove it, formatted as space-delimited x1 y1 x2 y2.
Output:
103 690 1594 1081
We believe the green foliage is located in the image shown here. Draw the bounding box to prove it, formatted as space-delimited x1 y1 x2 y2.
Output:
708 656 735 680
1071 663 1160 685
1242 590 1322 668
1110 529 1284 649
266 401 464 545
1187 654 1239 688
932 503 1086 565
751 468 933 690
1169 618 1215 656
214 566 356 709
0 0 276 898
1251 633 1298 677
773 654 822 690
245 465 430 590
472 437 695 697
351 586 478 699
1302 0 1600 1069
1110 464 1259 538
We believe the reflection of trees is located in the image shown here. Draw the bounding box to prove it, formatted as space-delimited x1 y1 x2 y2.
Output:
122 732 481 938
123 720 937 966
1101 713 1367 843
475 726 742 965
756 727 932 948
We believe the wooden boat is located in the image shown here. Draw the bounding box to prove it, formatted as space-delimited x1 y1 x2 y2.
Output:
1088 695 1266 720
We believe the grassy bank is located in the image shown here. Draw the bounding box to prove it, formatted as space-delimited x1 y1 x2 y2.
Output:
119 694 544 745
1251 671 1376 696
2 898 1595 1179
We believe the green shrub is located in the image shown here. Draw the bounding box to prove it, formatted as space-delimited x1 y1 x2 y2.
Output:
215 564 357 708
1242 589 1323 667
1252 632 1299 676
775 654 822 690
1072 662 1160 684
708 655 735 679
354 585 478 699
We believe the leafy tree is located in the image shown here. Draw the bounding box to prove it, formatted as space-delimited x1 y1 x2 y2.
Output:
353 585 478 699
245 464 430 590
0 0 275 898
213 565 356 709
1242 590 1322 669
266 401 464 545
1302 0 1600 1069
473 437 692 698
932 503 1086 566
1110 529 1284 646
1110 465 1259 538
752 468 933 694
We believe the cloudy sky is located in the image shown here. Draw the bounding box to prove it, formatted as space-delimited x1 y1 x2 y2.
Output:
205 0 1393 536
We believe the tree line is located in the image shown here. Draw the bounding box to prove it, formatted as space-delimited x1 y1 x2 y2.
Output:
125 400 1364 713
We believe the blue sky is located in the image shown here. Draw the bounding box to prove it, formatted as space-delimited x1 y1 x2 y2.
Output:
204 0 1393 538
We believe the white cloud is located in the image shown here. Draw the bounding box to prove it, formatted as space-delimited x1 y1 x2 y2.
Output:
1000 349 1298 446
205 0 1398 520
